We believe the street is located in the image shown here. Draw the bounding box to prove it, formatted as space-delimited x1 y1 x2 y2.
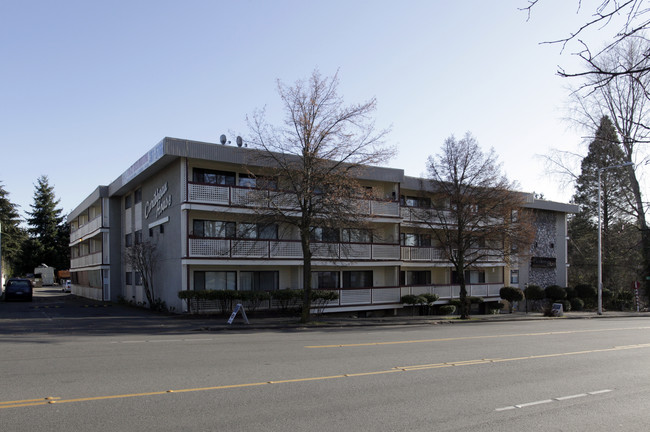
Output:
2 289 650 431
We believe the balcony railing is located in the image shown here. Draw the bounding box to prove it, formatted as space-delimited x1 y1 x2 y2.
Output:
70 216 103 243
188 238 401 260
400 246 504 263
187 182 400 217
71 252 103 269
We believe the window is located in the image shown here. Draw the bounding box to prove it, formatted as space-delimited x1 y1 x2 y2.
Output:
134 188 142 204
193 168 235 185
312 271 339 289
134 230 142 245
125 272 132 285
125 233 133 247
238 175 256 188
452 270 485 284
310 227 340 242
193 220 236 238
125 195 132 209
236 223 278 240
194 271 236 291
135 272 143 286
403 271 431 286
510 270 519 285
400 195 431 208
240 271 279 291
160 224 164 234
400 233 431 247
342 271 373 288
342 228 371 243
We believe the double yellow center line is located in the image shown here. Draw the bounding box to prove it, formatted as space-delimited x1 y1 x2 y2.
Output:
3 341 650 410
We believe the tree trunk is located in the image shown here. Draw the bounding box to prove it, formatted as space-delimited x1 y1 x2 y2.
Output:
301 236 312 323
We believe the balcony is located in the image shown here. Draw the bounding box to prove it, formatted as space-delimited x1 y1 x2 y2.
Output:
188 238 401 260
401 246 504 263
70 216 103 243
187 182 400 217
71 252 103 269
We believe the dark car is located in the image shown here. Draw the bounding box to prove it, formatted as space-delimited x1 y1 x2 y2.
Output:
4 278 33 301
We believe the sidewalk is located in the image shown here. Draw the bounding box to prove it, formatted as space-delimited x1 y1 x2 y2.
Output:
174 309 650 331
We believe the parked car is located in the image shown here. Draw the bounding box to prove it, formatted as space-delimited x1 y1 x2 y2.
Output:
4 278 33 301
61 280 71 293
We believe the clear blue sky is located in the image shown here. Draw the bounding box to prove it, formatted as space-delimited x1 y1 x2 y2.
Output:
0 1 622 218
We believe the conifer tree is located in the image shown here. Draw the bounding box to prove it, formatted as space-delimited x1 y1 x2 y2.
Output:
0 182 26 277
22 176 70 273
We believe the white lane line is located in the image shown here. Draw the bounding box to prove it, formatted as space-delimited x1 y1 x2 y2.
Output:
588 389 613 395
515 399 554 408
496 389 613 411
555 393 588 401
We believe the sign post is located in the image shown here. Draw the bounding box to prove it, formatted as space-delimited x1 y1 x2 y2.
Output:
227 303 249 325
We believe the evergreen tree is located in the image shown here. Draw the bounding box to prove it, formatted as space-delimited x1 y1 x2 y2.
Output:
569 116 639 292
23 176 70 272
0 182 26 277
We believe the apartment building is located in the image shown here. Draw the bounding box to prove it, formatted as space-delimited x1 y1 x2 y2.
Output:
68 137 578 313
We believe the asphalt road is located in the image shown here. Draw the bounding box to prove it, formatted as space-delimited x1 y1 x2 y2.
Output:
2 288 650 431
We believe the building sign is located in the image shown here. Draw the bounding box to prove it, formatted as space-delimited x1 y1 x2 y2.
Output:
145 182 172 219
121 140 164 185
531 257 556 268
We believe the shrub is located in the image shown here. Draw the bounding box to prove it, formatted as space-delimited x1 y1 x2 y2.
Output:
575 284 597 300
419 293 440 316
524 284 545 312
486 302 505 314
438 305 456 315
570 297 584 311
401 294 425 316
565 286 577 300
499 287 524 313
545 285 567 301
243 290 272 312
311 290 339 315
272 289 303 313
468 296 484 304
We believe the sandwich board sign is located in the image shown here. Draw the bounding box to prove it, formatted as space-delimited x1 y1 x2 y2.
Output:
227 303 249 325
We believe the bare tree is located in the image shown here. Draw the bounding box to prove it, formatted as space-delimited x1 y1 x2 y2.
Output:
125 241 160 310
246 69 394 323
523 1 650 83
419 133 535 319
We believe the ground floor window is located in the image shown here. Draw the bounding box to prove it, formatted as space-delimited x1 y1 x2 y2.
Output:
312 271 339 289
194 271 236 291
342 271 373 288
400 270 431 286
240 271 279 291
451 270 485 284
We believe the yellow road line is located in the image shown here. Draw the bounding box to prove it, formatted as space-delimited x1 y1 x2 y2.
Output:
2 342 650 410
305 326 650 348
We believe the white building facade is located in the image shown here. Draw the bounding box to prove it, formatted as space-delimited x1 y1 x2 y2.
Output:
68 138 578 313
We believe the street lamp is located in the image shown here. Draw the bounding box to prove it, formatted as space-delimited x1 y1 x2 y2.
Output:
597 161 634 315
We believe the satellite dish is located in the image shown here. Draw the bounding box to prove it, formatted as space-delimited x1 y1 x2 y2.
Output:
220 134 227 145
236 136 243 147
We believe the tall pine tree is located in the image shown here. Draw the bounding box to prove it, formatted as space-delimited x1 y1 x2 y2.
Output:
22 176 70 273
569 116 640 293
0 182 26 278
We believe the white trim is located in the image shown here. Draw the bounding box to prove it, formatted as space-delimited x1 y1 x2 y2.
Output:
148 216 169 229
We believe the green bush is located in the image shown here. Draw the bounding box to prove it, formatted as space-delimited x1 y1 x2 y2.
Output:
468 296 484 304
524 284 545 312
559 299 571 312
500 287 524 313
272 289 303 313
242 290 272 312
311 290 339 315
575 284 597 300
565 286 577 300
545 285 567 301
438 305 456 315
570 297 584 311
401 294 425 316
486 302 505 314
